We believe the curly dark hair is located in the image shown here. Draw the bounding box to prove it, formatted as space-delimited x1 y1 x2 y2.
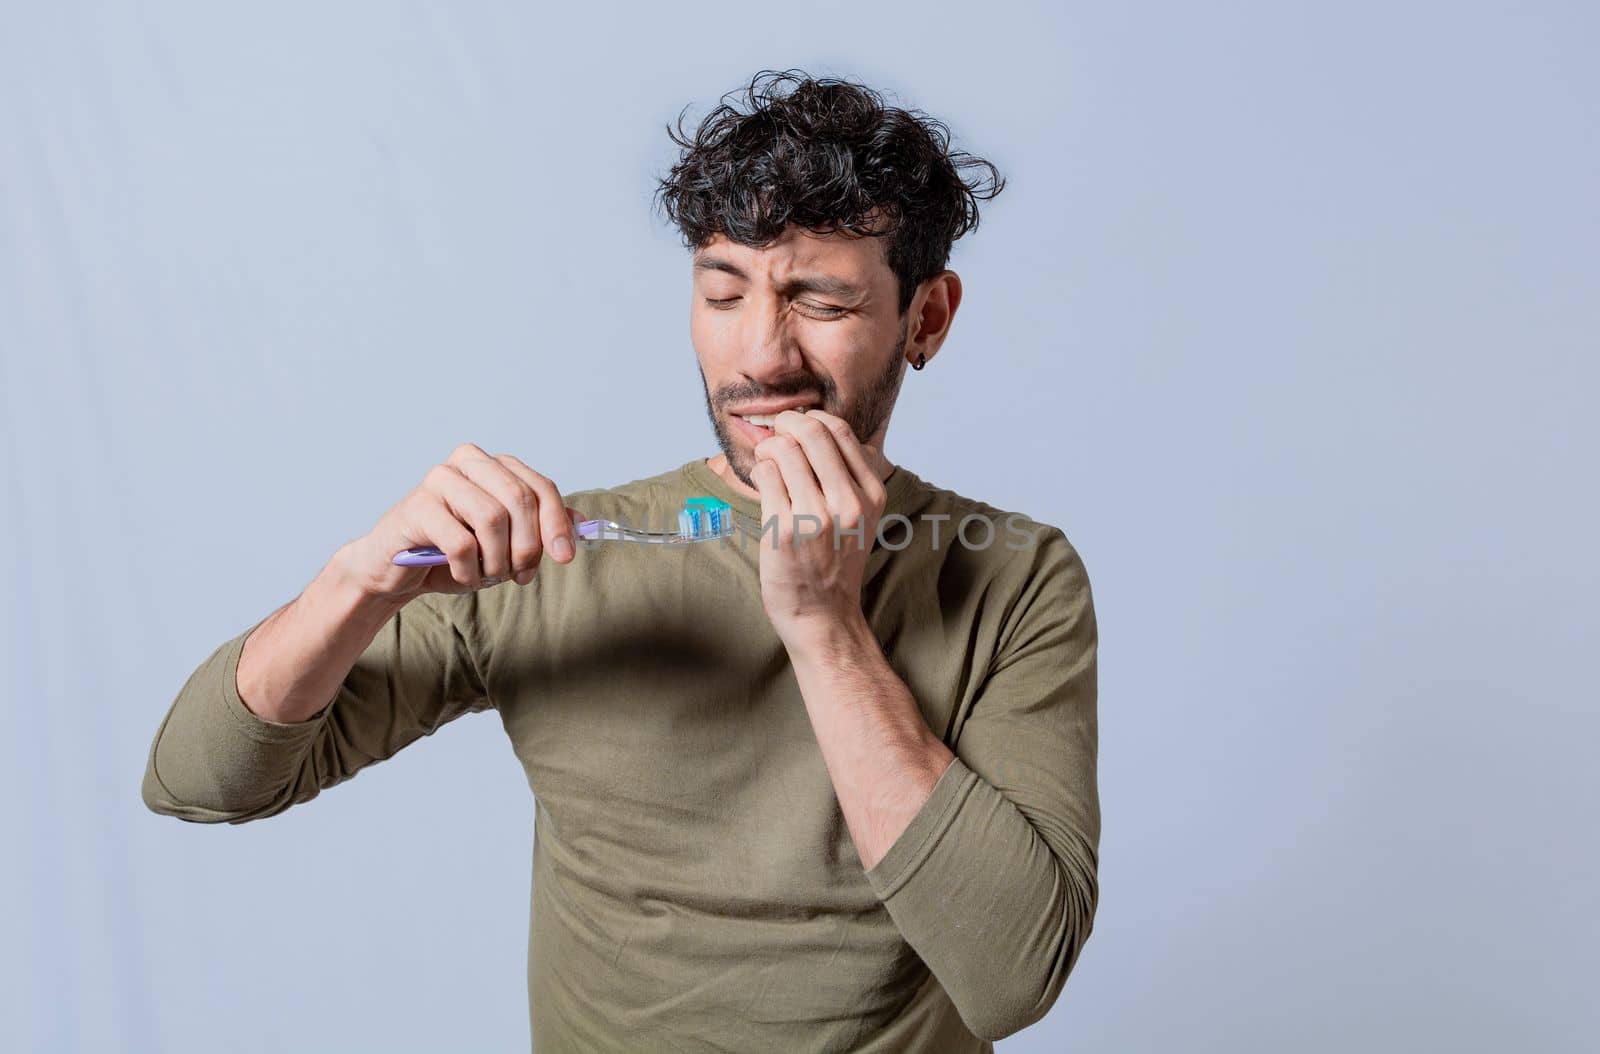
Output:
654 69 1006 317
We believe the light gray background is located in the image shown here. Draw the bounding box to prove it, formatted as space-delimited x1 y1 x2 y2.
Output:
2 2 1595 1051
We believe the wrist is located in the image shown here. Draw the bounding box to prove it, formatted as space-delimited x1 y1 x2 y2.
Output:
322 545 414 623
778 607 879 667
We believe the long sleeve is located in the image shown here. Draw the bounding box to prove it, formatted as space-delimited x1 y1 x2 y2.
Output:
141 589 494 825
864 528 1100 1042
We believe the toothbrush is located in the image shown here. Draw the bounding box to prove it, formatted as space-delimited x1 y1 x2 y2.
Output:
391 496 736 566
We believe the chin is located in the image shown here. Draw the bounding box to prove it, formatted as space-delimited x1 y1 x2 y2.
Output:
727 452 758 491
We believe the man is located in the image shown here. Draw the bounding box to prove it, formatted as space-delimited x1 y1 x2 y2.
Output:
142 69 1100 1052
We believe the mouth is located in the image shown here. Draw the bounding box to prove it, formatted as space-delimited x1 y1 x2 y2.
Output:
729 401 820 443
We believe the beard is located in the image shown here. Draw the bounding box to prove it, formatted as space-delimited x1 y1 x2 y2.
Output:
699 318 909 491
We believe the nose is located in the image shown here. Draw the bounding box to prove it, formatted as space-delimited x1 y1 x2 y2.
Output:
738 296 806 379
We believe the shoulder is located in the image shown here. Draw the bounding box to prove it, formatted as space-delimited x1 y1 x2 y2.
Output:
892 466 1089 581
889 468 1094 650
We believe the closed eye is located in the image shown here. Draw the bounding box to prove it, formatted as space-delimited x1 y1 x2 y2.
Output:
703 296 848 319
798 302 848 318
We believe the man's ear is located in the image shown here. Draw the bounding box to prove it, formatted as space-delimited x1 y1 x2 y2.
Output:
906 270 963 368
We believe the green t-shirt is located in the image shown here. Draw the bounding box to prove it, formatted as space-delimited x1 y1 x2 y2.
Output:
142 457 1101 1051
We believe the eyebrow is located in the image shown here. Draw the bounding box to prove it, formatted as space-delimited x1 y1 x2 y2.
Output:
693 255 864 300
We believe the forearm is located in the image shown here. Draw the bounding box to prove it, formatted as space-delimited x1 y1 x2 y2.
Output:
784 612 956 872
784 610 1099 1042
143 546 410 822
862 755 1099 1041
236 545 410 723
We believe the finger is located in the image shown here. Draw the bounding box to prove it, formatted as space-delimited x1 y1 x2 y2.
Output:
426 464 513 583
754 433 824 513
452 454 543 580
406 492 484 590
494 455 578 566
795 409 888 509
755 433 830 548
444 441 496 472
749 456 790 543
771 409 861 512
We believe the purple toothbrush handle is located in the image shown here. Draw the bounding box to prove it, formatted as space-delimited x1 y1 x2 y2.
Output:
392 547 451 567
392 519 605 566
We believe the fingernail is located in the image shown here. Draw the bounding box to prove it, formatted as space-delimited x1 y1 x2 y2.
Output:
552 536 574 561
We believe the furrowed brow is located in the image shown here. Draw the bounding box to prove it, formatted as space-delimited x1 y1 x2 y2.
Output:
778 274 863 299
693 255 863 300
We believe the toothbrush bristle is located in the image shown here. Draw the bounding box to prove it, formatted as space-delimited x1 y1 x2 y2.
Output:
681 497 733 539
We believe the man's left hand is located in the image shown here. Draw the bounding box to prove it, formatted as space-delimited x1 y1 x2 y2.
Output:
751 409 892 643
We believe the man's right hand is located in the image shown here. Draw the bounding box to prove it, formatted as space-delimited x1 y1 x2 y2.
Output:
334 443 582 602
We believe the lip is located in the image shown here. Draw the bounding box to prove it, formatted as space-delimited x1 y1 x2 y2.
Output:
731 413 778 444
